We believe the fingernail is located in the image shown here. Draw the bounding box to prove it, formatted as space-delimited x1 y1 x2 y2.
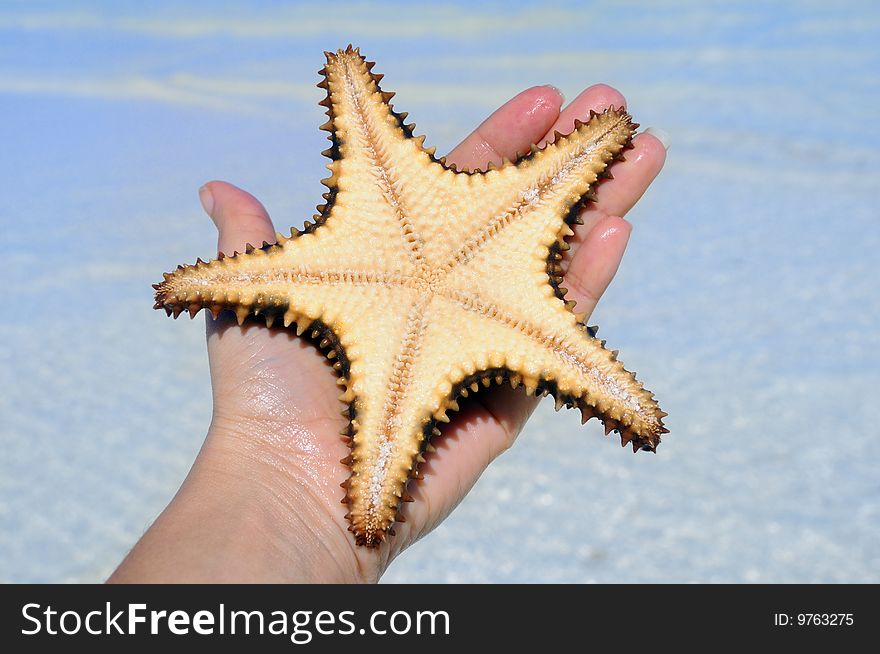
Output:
644 127 670 150
546 84 565 103
198 184 215 218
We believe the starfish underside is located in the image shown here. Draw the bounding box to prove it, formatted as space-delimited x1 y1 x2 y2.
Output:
154 46 667 547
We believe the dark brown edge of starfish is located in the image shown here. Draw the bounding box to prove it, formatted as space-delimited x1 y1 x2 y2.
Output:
153 44 667 548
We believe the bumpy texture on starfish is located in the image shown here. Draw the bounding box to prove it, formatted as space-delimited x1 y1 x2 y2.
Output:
154 46 667 547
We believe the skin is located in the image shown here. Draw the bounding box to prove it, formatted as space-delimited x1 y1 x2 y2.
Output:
109 83 666 583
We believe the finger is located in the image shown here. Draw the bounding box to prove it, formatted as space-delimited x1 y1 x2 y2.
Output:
561 215 631 315
446 85 564 171
530 83 665 258
576 131 667 237
552 132 666 272
537 83 627 147
199 180 277 256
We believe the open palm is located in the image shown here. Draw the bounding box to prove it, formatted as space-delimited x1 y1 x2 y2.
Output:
111 83 665 583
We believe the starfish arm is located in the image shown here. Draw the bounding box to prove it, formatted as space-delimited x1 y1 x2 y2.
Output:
320 47 450 270
152 227 416 325
340 292 519 547
339 293 438 546
344 282 666 546
441 107 636 274
435 291 666 450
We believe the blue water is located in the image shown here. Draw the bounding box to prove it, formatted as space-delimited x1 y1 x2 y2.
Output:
1 0 878 582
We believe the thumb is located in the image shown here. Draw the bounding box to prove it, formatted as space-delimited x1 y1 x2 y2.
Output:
199 181 277 256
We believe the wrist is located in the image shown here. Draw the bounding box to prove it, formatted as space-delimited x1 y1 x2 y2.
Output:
111 420 381 584
204 419 382 583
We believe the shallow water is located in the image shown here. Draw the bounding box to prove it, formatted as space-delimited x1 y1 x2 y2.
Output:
1 0 878 582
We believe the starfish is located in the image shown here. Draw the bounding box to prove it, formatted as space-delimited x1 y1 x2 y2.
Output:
153 46 667 547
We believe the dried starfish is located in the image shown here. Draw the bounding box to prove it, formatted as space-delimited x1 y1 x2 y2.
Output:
154 46 667 547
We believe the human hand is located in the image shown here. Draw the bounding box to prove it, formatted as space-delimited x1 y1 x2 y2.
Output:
109 83 666 583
